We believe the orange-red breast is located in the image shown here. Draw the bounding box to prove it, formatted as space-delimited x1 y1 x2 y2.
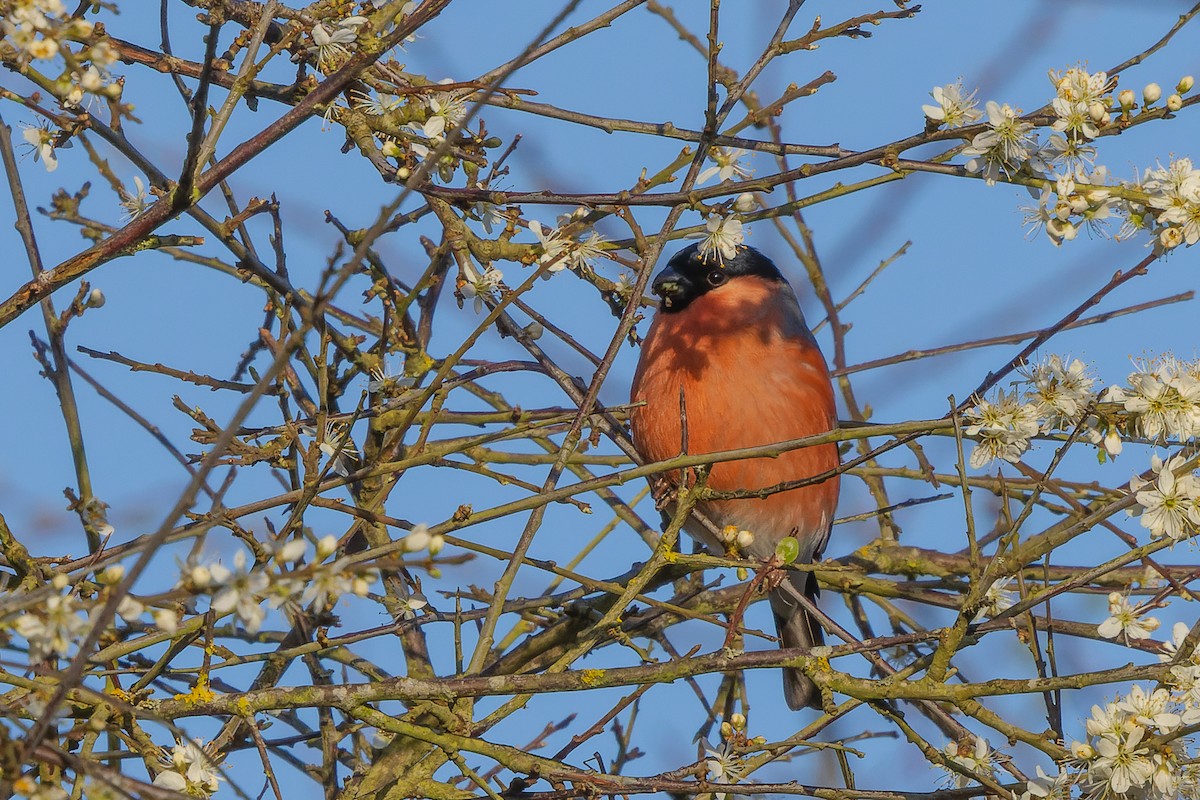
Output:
630 243 840 709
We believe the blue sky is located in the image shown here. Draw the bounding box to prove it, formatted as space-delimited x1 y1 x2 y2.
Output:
3 0 1200 794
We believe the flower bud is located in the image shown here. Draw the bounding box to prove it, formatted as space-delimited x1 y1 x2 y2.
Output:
52 573 69 590
1143 83 1162 105
735 529 755 550
1167 94 1183 112
190 565 212 589
1159 225 1183 249
28 38 59 60
276 539 307 563
775 536 800 564
154 608 179 634
729 712 746 731
404 526 432 552
99 564 125 585
117 595 144 621
721 524 738 544
1103 429 1123 456
352 576 371 597
1178 75 1194 93
733 193 756 212
317 535 338 560
1118 89 1135 110
720 721 733 740
1088 101 1108 124
428 534 445 556
86 288 105 308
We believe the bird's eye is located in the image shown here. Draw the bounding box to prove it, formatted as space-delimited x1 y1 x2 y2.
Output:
706 270 728 287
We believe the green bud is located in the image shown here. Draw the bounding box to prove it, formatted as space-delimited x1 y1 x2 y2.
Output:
775 536 800 564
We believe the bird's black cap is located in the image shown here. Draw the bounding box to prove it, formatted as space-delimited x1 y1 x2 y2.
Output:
651 244 785 312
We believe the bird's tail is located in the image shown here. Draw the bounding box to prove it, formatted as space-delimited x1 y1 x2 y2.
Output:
770 571 824 710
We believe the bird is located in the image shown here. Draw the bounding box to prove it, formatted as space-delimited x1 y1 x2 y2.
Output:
629 242 840 710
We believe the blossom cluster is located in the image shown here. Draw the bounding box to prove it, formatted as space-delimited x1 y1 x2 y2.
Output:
5 0 123 171
924 68 1200 249
153 739 223 798
966 353 1200 473
1067 680 1200 799
530 209 611 274
964 354 1097 469
942 663 1200 800
1109 354 1200 442
1127 454 1200 542
3 532 438 666
3 0 121 125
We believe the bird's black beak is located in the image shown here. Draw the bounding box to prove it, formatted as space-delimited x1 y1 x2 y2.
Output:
651 266 689 311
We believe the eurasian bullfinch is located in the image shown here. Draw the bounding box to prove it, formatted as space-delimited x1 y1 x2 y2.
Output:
630 243 840 710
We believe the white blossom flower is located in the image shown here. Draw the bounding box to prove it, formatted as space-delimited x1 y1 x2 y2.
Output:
922 80 982 128
569 231 609 271
420 91 468 139
938 737 996 788
1161 621 1200 664
154 740 223 798
460 266 503 312
308 16 367 72
1091 724 1153 795
302 421 358 477
1052 97 1100 140
963 388 1040 468
13 593 90 661
351 90 401 115
972 576 1016 622
611 272 634 295
300 560 358 610
1097 592 1160 641
397 594 427 620
690 215 745 265
698 147 752 184
530 220 571 272
470 196 505 234
368 360 417 393
21 122 58 172
962 101 1038 185
1128 453 1200 541
529 219 609 273
1018 354 1096 427
1018 765 1071 800
1117 685 1181 734
208 550 269 634
119 176 150 221
1050 66 1112 107
704 742 745 799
